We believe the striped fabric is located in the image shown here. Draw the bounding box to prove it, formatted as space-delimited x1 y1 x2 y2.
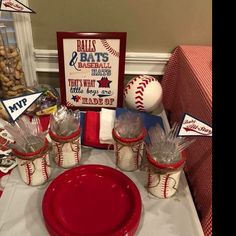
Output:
161 45 212 236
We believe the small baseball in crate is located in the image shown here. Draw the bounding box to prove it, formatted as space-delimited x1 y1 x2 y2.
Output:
123 75 162 112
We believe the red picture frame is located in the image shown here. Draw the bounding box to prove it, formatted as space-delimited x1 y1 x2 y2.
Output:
57 32 127 111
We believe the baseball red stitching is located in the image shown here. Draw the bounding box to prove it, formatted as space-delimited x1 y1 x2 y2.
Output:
135 143 142 168
139 82 147 88
136 105 145 109
115 143 122 166
135 101 143 105
148 171 161 190
74 148 79 164
69 138 80 165
41 155 49 181
131 143 142 169
54 143 59 166
25 163 32 185
161 174 170 198
55 142 63 167
73 140 80 164
59 144 63 167
137 86 144 92
135 91 143 96
124 75 157 111
147 169 152 188
124 77 138 97
100 39 119 57
115 142 142 170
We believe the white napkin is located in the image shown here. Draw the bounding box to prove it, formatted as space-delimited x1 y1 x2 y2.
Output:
99 108 115 144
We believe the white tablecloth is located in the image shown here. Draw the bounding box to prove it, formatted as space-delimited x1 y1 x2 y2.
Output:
0 146 204 236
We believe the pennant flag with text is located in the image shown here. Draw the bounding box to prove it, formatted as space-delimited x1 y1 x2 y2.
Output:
0 0 35 13
1 92 42 121
178 113 212 137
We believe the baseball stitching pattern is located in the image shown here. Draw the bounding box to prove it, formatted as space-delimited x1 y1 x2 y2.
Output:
147 170 160 189
100 39 120 58
123 77 137 97
147 169 152 188
148 170 179 198
54 140 81 167
115 143 122 166
72 140 80 164
41 155 49 181
161 174 170 198
25 162 32 185
24 163 29 185
74 148 79 164
115 142 142 170
131 143 143 169
135 146 139 169
124 75 156 111
55 143 63 167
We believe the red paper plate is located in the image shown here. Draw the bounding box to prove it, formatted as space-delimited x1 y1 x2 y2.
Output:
42 165 142 236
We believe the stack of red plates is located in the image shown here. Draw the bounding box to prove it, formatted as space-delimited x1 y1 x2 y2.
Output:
42 165 142 236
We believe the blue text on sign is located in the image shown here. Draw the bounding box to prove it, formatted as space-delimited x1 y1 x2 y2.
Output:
9 98 27 113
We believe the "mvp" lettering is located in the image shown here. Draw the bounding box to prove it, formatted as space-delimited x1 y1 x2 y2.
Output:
9 98 27 113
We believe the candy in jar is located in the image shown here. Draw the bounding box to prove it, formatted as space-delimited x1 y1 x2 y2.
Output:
26 84 60 116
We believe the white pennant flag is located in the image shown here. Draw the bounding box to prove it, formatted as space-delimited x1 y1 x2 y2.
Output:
178 113 212 137
0 0 35 13
1 92 42 121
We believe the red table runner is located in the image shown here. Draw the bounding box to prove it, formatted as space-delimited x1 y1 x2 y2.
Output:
161 45 212 236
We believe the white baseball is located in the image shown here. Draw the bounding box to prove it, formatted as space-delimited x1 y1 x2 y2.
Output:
124 75 163 112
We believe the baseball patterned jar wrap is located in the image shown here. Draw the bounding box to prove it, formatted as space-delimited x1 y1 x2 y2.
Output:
12 139 51 186
49 127 81 168
146 151 186 198
112 128 146 171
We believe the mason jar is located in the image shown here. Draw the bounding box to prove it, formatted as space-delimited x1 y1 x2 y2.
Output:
12 139 51 186
49 127 81 168
146 151 186 198
112 128 146 171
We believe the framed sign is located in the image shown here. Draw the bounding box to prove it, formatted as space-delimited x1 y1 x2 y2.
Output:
57 32 127 110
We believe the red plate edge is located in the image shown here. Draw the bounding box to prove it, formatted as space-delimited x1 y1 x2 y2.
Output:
42 164 142 236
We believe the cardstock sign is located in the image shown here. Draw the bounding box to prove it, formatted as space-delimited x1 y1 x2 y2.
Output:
178 113 212 137
0 0 35 13
1 92 42 121
57 32 126 111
